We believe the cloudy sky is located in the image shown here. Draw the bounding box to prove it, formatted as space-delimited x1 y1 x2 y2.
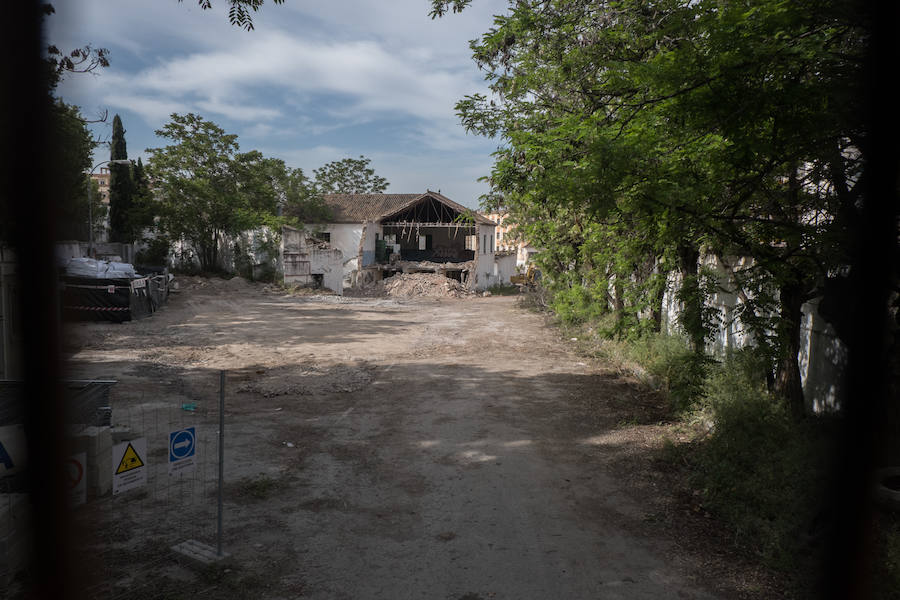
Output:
47 0 508 208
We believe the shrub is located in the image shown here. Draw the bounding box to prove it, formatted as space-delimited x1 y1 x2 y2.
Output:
873 511 900 599
692 351 833 573
550 284 606 325
486 283 520 296
626 333 710 411
135 236 171 266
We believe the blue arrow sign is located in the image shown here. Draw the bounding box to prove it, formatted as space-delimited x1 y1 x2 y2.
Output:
169 428 196 462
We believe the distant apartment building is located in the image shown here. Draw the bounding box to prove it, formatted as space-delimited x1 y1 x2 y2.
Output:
89 167 111 242
484 212 538 267
90 166 111 204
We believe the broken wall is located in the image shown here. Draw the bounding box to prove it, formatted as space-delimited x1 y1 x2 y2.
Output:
660 254 846 413
282 226 344 293
360 221 380 267
472 223 497 290
301 223 362 286
493 252 517 286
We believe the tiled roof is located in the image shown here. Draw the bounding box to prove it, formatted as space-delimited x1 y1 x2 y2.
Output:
308 192 494 225
316 194 421 222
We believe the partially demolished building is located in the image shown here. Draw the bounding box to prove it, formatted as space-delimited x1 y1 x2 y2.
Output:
282 191 513 294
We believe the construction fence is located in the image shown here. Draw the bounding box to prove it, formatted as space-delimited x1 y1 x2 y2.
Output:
1 372 229 599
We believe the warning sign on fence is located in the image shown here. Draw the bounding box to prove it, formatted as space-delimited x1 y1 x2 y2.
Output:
168 427 196 476
112 438 147 495
65 452 87 507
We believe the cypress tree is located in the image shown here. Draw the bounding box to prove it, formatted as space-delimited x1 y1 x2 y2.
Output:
130 157 154 237
108 114 133 242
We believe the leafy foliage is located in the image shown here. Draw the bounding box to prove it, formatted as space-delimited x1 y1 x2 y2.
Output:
313 155 389 195
147 114 270 270
185 0 285 31
145 113 327 271
43 6 110 89
439 0 866 413
108 114 135 243
693 350 836 574
47 100 104 241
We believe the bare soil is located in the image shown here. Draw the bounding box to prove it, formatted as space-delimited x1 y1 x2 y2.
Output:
55 276 786 599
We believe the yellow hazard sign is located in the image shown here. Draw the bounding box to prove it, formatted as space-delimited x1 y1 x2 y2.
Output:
115 442 144 474
112 438 147 495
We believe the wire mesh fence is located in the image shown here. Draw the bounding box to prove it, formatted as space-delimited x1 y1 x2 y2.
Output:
1 371 228 599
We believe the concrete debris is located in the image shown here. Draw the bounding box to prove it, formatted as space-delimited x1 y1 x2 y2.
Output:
381 273 474 299
393 259 475 272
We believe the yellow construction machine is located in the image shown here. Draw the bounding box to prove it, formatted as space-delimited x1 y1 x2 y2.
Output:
510 264 540 289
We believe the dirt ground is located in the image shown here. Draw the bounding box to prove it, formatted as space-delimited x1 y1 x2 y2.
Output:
56 276 785 600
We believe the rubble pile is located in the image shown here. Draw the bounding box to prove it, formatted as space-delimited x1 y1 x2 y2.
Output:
381 273 473 299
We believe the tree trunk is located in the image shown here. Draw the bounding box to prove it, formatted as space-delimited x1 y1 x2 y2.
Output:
677 245 705 353
211 231 220 272
774 281 806 419
608 274 625 333
651 259 667 333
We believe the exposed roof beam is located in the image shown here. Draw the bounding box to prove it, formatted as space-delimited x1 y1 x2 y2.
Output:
381 222 477 228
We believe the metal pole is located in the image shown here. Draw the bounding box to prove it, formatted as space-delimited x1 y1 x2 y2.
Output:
217 369 225 556
87 176 93 258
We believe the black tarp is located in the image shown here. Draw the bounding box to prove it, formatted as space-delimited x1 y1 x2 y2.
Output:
60 276 134 323
60 271 169 323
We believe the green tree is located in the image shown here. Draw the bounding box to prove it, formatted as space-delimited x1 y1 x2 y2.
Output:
313 156 389 195
147 114 254 270
129 157 158 239
436 0 865 415
145 113 323 271
236 153 330 222
48 100 105 241
108 114 136 243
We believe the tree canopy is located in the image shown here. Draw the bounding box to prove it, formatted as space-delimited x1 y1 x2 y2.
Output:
145 113 329 271
313 156 389 195
435 0 868 415
108 114 137 243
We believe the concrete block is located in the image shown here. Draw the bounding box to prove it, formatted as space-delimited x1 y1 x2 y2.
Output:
0 493 32 578
87 449 112 499
171 539 230 567
110 425 132 444
67 426 112 499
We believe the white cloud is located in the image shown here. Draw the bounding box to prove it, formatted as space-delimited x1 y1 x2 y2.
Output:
195 98 282 121
104 94 185 126
47 0 507 198
108 31 488 129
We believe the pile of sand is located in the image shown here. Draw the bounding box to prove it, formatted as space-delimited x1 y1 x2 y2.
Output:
381 273 473 299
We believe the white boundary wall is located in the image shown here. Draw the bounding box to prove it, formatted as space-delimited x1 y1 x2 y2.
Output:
661 255 846 413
